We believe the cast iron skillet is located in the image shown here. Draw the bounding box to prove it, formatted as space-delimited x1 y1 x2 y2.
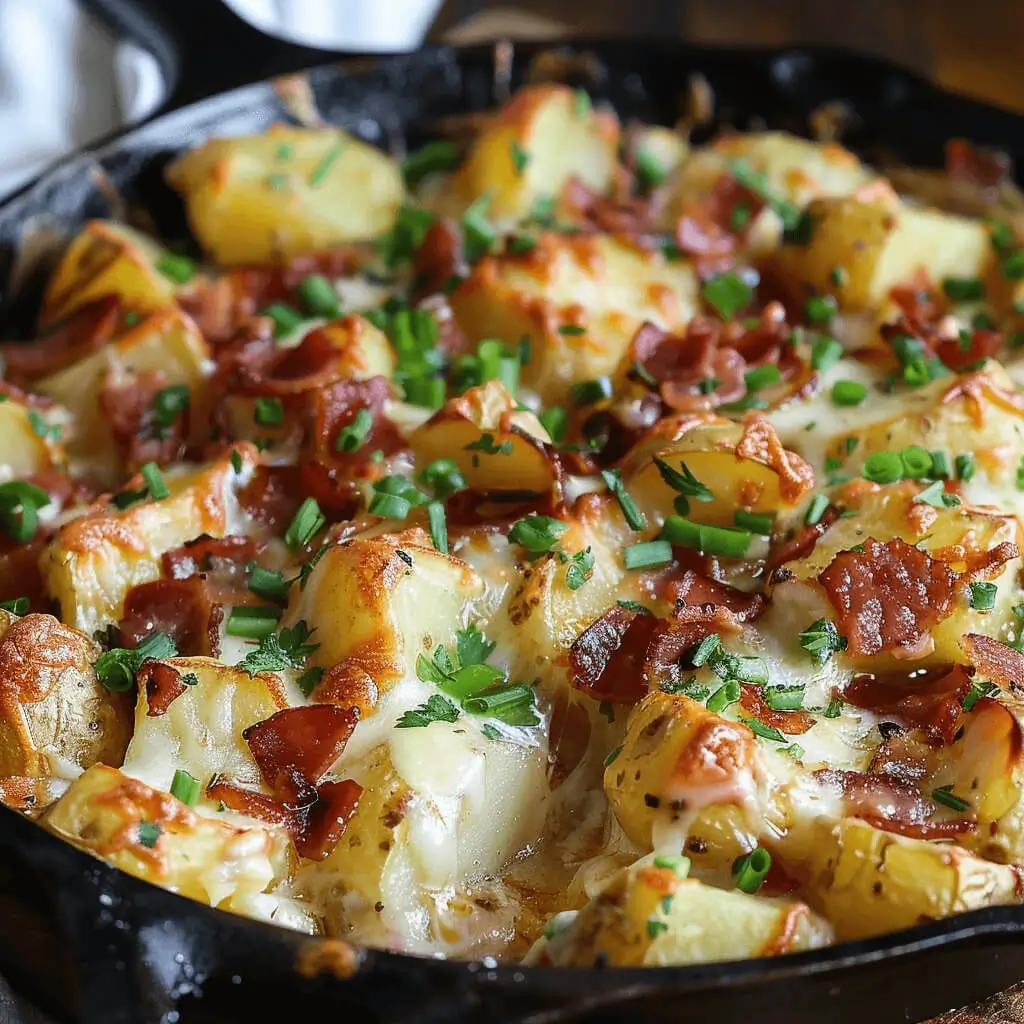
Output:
3 3 1024 1022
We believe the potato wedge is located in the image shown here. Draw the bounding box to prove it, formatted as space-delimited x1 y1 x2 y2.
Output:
450 233 698 406
455 84 619 225
40 221 178 329
166 125 406 264
43 764 311 927
410 380 555 494
41 446 258 636
0 396 63 480
528 859 832 966
35 307 211 484
0 612 130 779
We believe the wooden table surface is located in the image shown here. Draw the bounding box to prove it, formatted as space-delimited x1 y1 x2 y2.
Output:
438 4 1024 1023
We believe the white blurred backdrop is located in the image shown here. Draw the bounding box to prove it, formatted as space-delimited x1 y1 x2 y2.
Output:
0 0 444 197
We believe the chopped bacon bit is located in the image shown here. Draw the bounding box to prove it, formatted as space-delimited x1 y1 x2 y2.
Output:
206 778 300 832
238 466 304 530
1 295 121 382
568 604 660 705
664 568 764 622
243 705 360 799
818 538 956 658
138 661 190 717
766 506 840 582
934 327 1003 372
300 778 363 861
674 175 765 273
628 306 800 415
946 138 1010 191
739 685 815 734
119 577 219 657
844 665 973 745
163 535 261 581
413 219 465 297
98 371 188 471
562 175 661 237
815 768 975 839
418 294 472 357
961 633 1024 694
734 413 816 503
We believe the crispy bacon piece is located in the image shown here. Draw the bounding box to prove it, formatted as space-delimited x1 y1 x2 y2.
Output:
238 466 304 530
674 175 765 273
735 413 816 504
562 175 661 237
1 295 122 381
664 568 764 622
628 304 798 414
413 219 466 297
208 706 364 860
818 538 956 658
815 768 974 839
163 535 260 581
766 509 840 583
119 577 220 658
137 661 191 718
739 685 815 735
844 665 973 745
961 633 1024 694
569 604 661 705
98 371 189 470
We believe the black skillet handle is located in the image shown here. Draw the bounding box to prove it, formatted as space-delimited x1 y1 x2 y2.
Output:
79 0 443 114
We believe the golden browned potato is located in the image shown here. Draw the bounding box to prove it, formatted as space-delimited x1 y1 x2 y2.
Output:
284 527 484 690
40 446 259 636
772 196 993 312
527 859 832 966
40 221 179 328
34 307 211 484
0 612 130 779
620 413 815 529
0 396 63 479
783 816 1022 941
450 233 698 406
454 84 620 224
410 380 555 494
166 124 406 264
120 657 293 798
44 764 312 927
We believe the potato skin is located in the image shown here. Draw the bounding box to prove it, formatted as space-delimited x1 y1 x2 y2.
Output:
0 612 130 780
166 125 406 264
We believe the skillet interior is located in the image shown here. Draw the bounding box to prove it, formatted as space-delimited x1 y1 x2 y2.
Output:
3 38 1024 1024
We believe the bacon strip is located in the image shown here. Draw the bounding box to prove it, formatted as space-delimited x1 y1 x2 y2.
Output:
98 371 189 471
739 685 815 735
818 538 956 658
119 578 220 659
961 633 1024 694
664 568 764 622
137 662 191 718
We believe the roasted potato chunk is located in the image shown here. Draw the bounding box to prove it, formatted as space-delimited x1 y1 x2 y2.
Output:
528 859 832 966
0 612 130 779
455 84 619 224
44 764 311 927
0 396 63 479
451 234 698 406
166 125 406 264
41 446 258 636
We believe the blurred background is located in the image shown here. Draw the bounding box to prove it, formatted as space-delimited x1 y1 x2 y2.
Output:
1 0 1021 198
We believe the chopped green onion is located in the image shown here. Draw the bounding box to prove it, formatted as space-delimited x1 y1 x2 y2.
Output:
402 141 460 186
941 277 985 302
427 501 448 554
539 406 567 443
804 494 829 525
308 140 346 186
296 274 341 319
566 547 595 590
803 295 836 326
461 194 496 262
930 451 952 479
570 376 613 407
734 847 771 893
932 785 970 812
507 234 537 255
247 564 290 604
810 335 843 373
702 272 752 321
831 379 867 406
96 632 178 693
419 458 466 499
0 481 51 543
955 453 976 481
900 446 933 479
261 302 305 338
1003 250 1024 280
151 385 190 430
799 618 847 665
742 717 787 742
830 266 849 287
368 492 411 520
653 458 714 505
137 821 162 848
284 497 325 550
463 683 535 717
335 407 373 453
254 397 284 427
653 854 691 876
624 540 673 570
765 685 805 712
661 516 752 558
734 510 774 535
914 480 961 508
635 149 666 192
744 364 782 391
403 374 446 409
824 695 844 718
558 324 586 336
226 605 283 640
969 581 997 611
170 769 201 806
601 469 646 531
863 451 903 484
140 462 169 501
0 597 28 615
574 89 591 116
706 679 741 713
508 515 568 554
156 252 196 284
731 204 751 231
510 141 530 174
